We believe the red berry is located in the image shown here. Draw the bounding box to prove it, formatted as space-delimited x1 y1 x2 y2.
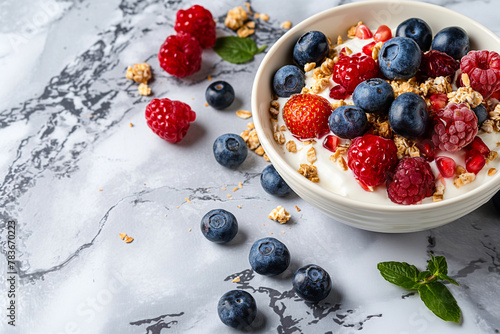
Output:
158 32 202 78
429 93 448 113
282 94 333 140
355 24 373 39
416 139 436 161
145 98 196 143
431 103 478 152
373 25 392 43
465 149 486 174
387 157 435 205
347 134 398 188
329 84 348 100
331 53 378 95
460 50 500 98
466 136 490 156
362 41 377 57
435 156 456 178
420 50 459 78
174 5 216 49
322 135 340 152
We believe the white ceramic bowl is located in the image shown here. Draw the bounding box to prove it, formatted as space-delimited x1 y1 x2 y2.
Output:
251 0 500 233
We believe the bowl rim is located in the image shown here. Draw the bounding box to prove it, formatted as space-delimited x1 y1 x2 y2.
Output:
251 0 500 213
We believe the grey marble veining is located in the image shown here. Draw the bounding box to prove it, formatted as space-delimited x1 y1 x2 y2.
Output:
0 0 499 333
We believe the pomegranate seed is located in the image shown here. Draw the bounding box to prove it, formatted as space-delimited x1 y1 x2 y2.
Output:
417 139 436 162
329 85 348 99
373 25 392 42
465 149 486 174
362 41 377 56
429 93 448 112
435 156 456 178
466 136 490 156
355 24 373 39
322 135 340 152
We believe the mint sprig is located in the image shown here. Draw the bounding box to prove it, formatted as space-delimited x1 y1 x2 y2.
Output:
377 254 461 323
213 36 267 64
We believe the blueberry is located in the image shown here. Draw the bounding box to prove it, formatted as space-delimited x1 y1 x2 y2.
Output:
378 37 422 80
273 65 305 97
213 134 248 168
493 191 500 213
353 78 395 114
249 237 290 276
292 264 332 303
395 18 432 51
200 209 238 243
431 27 469 60
260 164 293 197
293 31 329 67
389 92 428 138
328 105 368 139
206 81 235 110
217 290 257 329
472 104 488 127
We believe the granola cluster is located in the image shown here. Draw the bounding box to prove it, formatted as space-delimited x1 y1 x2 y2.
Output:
225 3 290 38
126 62 152 96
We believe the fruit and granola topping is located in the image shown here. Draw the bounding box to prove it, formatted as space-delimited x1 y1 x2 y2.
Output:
270 18 500 205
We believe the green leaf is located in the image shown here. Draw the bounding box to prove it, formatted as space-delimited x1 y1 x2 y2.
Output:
377 262 421 290
427 254 448 275
213 36 266 64
418 270 432 282
439 274 459 286
418 282 461 323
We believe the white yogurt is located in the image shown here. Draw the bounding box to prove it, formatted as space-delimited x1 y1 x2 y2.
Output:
274 34 500 205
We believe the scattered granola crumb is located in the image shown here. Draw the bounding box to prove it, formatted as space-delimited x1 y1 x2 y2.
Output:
432 184 445 202
295 205 301 212
126 63 152 84
453 165 476 188
268 206 291 224
304 62 316 72
124 236 134 243
239 182 243 188
98 188 103 192
237 205 242 209
225 7 248 30
188 228 192 232
260 13 269 21
307 147 317 163
227 194 232 198
185 197 191 203
281 20 292 29
233 186 239 192
236 110 252 119
207 75 212 81
286 140 297 153
119 233 127 240
204 102 209 107
221 187 226 190
488 168 497 176
129 122 134 127
487 151 498 164
138 83 151 96
232 276 241 283
244 2 253 15
237 25 255 38
281 231 285 234
298 164 320 182
254 13 260 19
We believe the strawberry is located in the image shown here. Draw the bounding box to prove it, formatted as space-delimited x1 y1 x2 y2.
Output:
282 94 333 140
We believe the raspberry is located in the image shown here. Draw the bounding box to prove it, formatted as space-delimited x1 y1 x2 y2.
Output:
145 98 196 143
331 53 378 99
158 32 202 78
174 5 216 49
387 157 435 205
420 50 459 78
347 134 398 188
460 50 500 98
431 103 478 153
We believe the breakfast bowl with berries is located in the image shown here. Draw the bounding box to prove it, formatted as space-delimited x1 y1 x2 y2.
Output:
251 0 500 232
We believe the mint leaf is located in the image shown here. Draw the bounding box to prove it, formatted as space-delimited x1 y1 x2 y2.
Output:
427 254 448 275
214 37 266 64
418 282 461 323
438 274 459 286
418 270 432 282
377 262 420 290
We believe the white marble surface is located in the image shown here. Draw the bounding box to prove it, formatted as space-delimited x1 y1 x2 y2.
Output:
0 0 499 333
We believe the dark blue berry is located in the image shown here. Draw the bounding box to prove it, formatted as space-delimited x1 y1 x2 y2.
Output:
431 27 469 60
328 105 368 139
249 237 290 276
472 104 488 127
292 264 332 303
492 191 500 213
260 165 293 197
293 31 329 67
218 290 257 329
273 65 305 97
389 92 428 138
396 18 432 51
353 78 395 114
205 81 235 110
378 37 422 80
200 209 238 243
213 133 248 168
